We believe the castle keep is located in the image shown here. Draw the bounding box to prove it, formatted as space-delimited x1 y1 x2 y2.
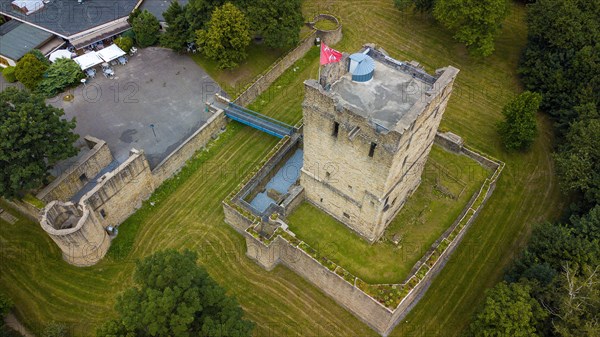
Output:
301 46 459 241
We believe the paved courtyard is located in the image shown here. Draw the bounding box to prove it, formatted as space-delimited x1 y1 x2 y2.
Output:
50 47 224 168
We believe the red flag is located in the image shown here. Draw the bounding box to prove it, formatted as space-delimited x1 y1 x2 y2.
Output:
320 43 342 65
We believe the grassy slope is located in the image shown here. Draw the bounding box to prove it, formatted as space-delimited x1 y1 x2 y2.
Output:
192 43 285 97
0 1 565 336
287 145 489 284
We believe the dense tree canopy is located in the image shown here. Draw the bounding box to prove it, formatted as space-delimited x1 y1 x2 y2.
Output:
394 0 435 13
161 1 192 52
554 107 600 205
132 10 160 48
467 282 547 337
96 249 254 337
433 0 508 56
36 58 84 97
519 0 600 128
196 2 251 69
0 88 78 199
14 53 48 90
247 0 304 49
497 91 541 151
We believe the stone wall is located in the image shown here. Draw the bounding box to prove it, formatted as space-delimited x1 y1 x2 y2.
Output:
4 199 40 222
82 149 154 228
152 109 227 185
307 14 343 46
224 127 504 336
40 201 110 266
37 136 113 203
300 55 459 242
234 17 342 107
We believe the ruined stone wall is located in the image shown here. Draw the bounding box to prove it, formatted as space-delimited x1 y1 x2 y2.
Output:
223 201 255 234
82 150 154 228
40 201 110 266
152 110 227 185
235 32 318 107
37 136 113 203
243 233 396 335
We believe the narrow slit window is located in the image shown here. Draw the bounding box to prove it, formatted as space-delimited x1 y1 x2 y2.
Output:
369 142 377 157
332 121 340 137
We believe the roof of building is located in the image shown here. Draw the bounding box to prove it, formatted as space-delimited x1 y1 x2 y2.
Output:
139 0 188 21
0 0 140 37
331 52 434 132
0 20 53 60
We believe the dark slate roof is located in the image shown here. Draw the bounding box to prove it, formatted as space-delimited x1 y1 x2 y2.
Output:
0 19 21 35
0 0 140 38
0 20 53 60
139 0 188 22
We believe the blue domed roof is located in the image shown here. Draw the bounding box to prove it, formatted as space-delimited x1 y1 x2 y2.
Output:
349 53 375 82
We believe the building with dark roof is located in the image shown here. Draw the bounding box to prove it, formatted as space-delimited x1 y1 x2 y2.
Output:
139 0 187 22
0 19 62 66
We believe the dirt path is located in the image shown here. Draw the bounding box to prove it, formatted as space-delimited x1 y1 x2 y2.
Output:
4 313 35 337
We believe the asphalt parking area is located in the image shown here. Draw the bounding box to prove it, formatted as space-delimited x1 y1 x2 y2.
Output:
50 47 223 168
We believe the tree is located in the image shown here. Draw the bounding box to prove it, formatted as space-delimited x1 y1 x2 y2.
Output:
247 0 304 49
96 249 254 337
160 1 191 52
0 87 78 199
196 3 251 69
555 111 600 205
497 91 542 151
570 205 600 241
433 0 508 56
467 282 547 337
394 0 436 13
14 53 48 90
132 10 160 48
1 66 16 83
29 49 51 66
114 36 134 53
185 0 227 34
37 58 84 97
518 0 599 128
547 264 600 337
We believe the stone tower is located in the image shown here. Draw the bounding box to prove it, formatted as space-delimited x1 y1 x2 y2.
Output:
300 45 459 242
40 201 111 266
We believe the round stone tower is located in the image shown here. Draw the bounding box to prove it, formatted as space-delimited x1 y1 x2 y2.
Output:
40 201 110 266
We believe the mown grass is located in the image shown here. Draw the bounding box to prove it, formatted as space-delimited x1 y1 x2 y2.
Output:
0 2 566 337
287 145 489 284
191 43 285 97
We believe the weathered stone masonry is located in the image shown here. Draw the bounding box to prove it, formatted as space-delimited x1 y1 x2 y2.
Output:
301 46 459 242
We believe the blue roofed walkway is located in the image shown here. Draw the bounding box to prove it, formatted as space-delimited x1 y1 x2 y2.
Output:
222 102 297 138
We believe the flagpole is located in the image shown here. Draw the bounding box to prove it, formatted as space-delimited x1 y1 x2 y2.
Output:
318 43 321 86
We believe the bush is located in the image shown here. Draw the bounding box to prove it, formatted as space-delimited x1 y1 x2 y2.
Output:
2 66 16 83
36 58 84 97
14 53 48 90
114 36 133 53
497 91 542 151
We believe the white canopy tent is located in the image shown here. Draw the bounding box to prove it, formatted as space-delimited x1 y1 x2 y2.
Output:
73 52 103 70
49 49 72 63
97 44 126 62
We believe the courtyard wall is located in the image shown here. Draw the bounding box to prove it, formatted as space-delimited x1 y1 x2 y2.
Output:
37 136 113 203
152 109 227 185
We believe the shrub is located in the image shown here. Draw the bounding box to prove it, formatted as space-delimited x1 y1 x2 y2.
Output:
2 66 16 83
14 53 48 90
37 58 84 97
114 36 133 53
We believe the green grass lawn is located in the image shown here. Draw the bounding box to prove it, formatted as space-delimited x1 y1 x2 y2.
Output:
191 43 286 97
287 145 489 284
0 1 566 336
